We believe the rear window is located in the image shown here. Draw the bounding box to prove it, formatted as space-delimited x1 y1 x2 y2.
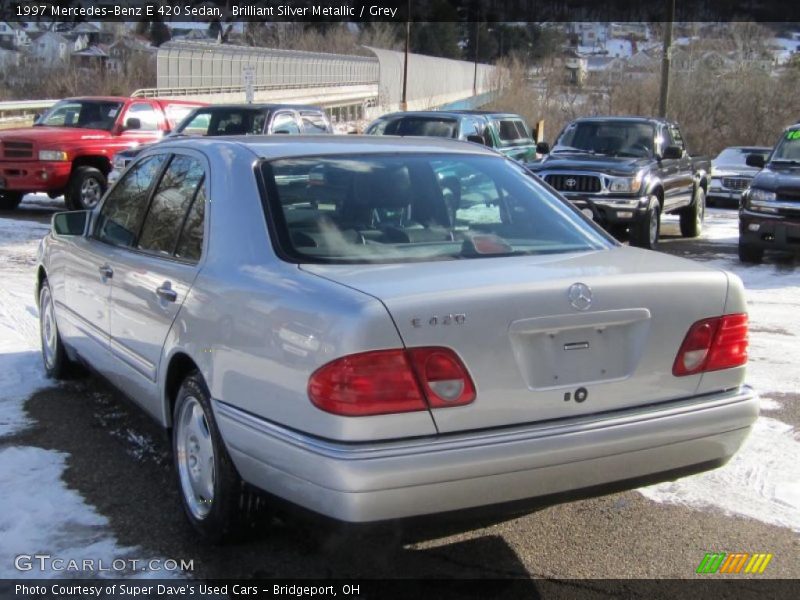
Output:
368 117 458 138
260 153 612 264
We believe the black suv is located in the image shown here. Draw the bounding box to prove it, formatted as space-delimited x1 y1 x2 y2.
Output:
109 104 332 183
738 125 800 263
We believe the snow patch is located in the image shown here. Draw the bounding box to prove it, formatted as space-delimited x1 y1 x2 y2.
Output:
639 216 800 531
641 417 800 532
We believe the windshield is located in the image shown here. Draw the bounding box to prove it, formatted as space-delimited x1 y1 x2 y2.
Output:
176 108 267 136
260 153 613 264
714 147 770 166
36 100 123 131
770 130 800 163
554 121 655 157
367 117 458 138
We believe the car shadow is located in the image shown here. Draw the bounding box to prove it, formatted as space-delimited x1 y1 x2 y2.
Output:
17 376 542 583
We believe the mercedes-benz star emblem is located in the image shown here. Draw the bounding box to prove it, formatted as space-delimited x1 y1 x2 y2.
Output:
565 178 577 188
567 282 592 311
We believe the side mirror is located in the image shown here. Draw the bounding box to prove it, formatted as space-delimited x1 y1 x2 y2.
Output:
746 153 766 168
536 141 550 155
662 145 683 160
52 210 90 236
124 117 141 131
466 134 488 146
33 113 41 123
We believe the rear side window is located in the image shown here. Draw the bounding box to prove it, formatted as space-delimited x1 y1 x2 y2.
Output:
137 156 205 256
127 103 161 131
175 186 206 262
495 119 530 145
96 154 168 247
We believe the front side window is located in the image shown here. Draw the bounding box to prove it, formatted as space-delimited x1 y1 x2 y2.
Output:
95 154 168 247
137 156 205 256
300 111 331 133
261 154 612 264
270 113 301 134
37 100 123 131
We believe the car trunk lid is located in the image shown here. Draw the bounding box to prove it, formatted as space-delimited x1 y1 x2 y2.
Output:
301 247 733 433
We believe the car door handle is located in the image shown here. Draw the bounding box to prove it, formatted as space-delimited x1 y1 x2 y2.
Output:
155 283 177 302
98 265 113 279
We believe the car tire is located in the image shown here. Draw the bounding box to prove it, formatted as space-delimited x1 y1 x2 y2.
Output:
172 372 269 543
39 279 81 379
630 199 660 250
679 187 705 238
66 167 106 211
738 241 764 264
0 191 24 211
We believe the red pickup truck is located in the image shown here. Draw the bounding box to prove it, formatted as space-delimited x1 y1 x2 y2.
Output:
0 96 204 211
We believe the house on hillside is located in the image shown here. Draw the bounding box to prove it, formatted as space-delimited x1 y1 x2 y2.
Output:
26 31 76 64
71 44 110 70
0 46 21 72
108 37 156 74
0 22 31 49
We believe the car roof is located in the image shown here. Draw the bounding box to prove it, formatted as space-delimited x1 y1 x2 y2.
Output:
154 134 500 159
373 111 467 120
719 146 771 152
570 116 667 125
188 103 325 112
66 96 131 103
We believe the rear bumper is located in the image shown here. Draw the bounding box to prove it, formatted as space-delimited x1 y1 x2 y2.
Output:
0 160 71 192
215 387 757 523
740 211 800 251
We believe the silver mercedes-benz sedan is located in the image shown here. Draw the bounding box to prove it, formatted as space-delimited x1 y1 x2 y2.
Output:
36 136 756 541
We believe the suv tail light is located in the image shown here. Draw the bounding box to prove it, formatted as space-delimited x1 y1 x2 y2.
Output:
308 347 475 416
673 314 748 377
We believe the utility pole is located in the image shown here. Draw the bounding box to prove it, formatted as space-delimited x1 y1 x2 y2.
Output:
473 20 480 96
658 0 676 118
400 0 410 111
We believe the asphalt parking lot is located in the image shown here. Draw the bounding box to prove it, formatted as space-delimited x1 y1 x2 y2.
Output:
0 199 798 585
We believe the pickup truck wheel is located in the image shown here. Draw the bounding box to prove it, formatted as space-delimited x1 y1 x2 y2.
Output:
679 187 705 238
630 200 660 250
0 191 23 211
738 241 764 264
66 167 106 211
173 372 270 543
39 280 81 379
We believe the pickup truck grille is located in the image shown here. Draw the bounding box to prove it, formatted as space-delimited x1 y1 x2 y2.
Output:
1 141 34 160
776 188 800 202
544 174 601 193
722 177 750 191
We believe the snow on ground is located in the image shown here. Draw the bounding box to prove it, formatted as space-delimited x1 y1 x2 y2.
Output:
641 209 800 532
0 197 173 578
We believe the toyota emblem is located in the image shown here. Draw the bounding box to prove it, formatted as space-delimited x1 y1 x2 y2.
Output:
565 178 577 188
567 282 592 311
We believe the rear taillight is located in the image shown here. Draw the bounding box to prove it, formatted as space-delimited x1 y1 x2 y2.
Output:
308 347 475 416
673 314 748 377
